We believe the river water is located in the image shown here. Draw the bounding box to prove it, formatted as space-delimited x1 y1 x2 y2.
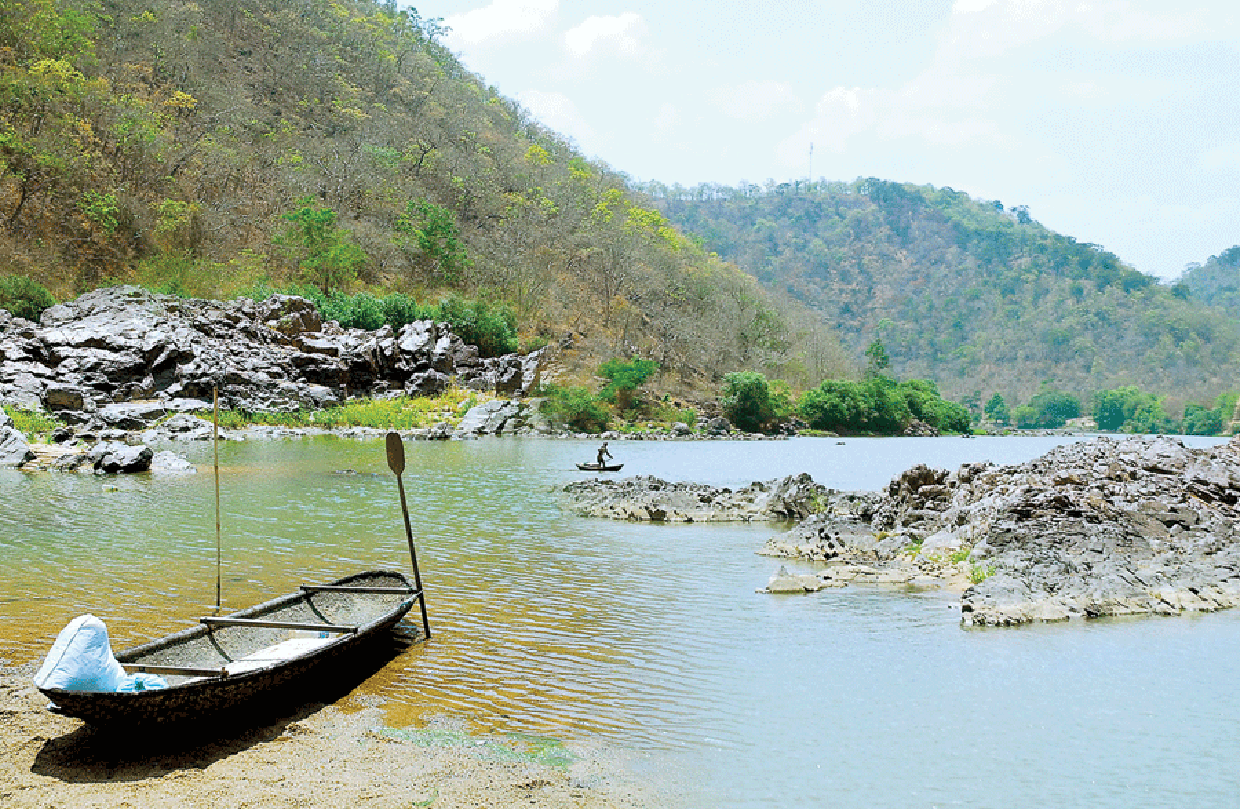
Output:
2 434 1238 807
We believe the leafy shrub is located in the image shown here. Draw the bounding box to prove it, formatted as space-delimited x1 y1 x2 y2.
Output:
599 357 659 412
721 371 776 433
436 294 518 357
0 275 56 321
540 385 610 433
239 285 515 355
1181 403 1223 436
796 376 967 435
1014 388 1082 429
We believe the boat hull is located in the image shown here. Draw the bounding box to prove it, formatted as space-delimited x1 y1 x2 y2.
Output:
38 570 418 725
576 463 623 471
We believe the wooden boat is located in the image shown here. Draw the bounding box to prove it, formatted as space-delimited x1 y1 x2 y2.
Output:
576 462 623 471
39 570 422 725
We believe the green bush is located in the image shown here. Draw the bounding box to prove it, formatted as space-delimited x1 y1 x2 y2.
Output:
599 357 659 412
721 371 776 433
796 375 968 435
239 285 516 355
1181 403 1223 436
541 385 610 433
436 294 518 357
0 275 56 321
1017 388 1082 429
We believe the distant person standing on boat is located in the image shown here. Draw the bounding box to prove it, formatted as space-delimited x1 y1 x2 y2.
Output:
597 441 612 467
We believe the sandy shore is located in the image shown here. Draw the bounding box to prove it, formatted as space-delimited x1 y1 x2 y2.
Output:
0 665 654 809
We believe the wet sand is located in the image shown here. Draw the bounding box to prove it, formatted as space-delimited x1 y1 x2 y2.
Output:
0 665 653 808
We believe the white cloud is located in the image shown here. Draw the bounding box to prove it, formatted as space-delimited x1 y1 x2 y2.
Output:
713 80 801 121
443 0 558 49
563 13 647 59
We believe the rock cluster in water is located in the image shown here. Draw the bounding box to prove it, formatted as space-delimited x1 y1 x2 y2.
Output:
559 473 832 522
761 435 1240 625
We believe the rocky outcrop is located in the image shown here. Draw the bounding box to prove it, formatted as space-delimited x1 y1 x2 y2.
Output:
559 473 832 522
453 398 552 438
0 286 545 427
761 435 1240 626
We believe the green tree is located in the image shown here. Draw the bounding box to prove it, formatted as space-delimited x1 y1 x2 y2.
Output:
900 379 970 433
395 199 471 285
1093 385 1174 433
598 357 659 413
984 393 1010 425
721 371 776 433
1018 388 1081 429
1181 403 1224 436
864 339 891 377
276 199 366 295
436 295 518 357
1093 387 1136 431
541 385 609 433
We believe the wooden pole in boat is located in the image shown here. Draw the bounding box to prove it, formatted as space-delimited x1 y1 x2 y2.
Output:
386 431 431 638
213 385 222 611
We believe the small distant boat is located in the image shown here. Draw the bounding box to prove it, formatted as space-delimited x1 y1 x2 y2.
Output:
576 462 623 472
39 570 422 725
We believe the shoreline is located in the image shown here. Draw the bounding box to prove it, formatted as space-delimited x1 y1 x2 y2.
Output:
0 664 654 808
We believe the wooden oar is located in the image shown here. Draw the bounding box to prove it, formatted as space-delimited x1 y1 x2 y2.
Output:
386 432 431 638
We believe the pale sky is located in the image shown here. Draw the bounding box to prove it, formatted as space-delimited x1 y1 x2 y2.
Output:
423 0 1240 281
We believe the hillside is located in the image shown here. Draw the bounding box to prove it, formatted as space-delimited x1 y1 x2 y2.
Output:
0 0 851 398
650 179 1240 410
1179 247 1240 313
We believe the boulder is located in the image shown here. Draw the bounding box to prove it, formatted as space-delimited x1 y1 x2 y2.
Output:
0 426 35 466
90 442 154 473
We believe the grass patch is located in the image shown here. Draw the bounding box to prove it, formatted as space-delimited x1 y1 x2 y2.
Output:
968 563 996 584
201 388 487 431
3 405 62 443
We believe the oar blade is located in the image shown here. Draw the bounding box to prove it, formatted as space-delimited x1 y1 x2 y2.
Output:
385 431 406 475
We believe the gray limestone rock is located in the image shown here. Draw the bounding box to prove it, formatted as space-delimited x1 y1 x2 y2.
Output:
0 286 546 427
0 426 34 466
90 442 154 473
758 435 1240 627
150 450 197 474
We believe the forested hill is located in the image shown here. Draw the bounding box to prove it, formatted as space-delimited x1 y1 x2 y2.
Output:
1179 247 1240 313
0 0 851 395
650 179 1240 409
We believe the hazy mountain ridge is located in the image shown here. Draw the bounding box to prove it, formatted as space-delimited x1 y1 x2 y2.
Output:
651 179 1240 410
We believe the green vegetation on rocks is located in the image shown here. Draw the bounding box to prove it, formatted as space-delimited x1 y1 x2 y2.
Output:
0 276 56 321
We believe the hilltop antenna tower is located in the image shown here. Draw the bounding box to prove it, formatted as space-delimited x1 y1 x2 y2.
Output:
808 141 814 187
